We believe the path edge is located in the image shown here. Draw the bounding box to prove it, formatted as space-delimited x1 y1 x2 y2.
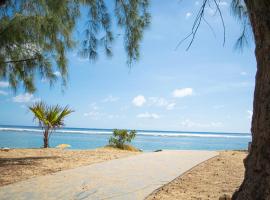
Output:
144 151 220 200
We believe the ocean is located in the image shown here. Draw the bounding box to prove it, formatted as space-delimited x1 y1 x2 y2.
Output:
0 125 251 151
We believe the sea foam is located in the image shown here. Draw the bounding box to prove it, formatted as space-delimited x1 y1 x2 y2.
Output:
0 127 251 139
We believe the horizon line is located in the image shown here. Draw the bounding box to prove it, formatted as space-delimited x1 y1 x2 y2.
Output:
0 124 251 135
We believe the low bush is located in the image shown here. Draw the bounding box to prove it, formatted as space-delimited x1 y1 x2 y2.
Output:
109 129 136 149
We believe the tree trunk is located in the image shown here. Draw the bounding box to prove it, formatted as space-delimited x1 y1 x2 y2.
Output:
0 0 6 6
43 129 49 148
232 0 270 199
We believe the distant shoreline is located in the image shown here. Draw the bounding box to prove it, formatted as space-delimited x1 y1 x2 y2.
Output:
0 125 251 139
0 125 251 151
0 124 250 135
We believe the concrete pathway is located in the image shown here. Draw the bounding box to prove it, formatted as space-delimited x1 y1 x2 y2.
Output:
0 150 218 200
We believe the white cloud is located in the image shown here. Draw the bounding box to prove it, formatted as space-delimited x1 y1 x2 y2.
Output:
137 112 160 119
103 95 119 102
167 103 176 110
240 71 247 76
132 95 146 107
54 71 61 77
147 97 176 110
181 119 223 128
0 90 8 96
247 110 253 120
172 88 193 98
12 93 40 103
219 1 228 6
0 81 9 88
185 12 192 19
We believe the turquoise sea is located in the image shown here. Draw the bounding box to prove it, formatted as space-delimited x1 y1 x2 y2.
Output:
0 125 251 151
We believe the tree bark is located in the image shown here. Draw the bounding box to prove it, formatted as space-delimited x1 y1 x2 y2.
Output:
0 0 6 7
43 129 49 148
232 0 270 199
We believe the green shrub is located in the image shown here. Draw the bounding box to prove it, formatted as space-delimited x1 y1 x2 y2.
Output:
109 129 136 149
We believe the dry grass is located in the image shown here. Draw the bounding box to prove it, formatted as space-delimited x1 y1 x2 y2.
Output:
0 147 140 186
106 144 142 152
147 151 247 200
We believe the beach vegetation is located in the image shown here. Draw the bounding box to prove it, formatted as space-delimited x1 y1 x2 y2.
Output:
109 129 136 150
106 144 140 152
1 0 270 198
28 101 74 148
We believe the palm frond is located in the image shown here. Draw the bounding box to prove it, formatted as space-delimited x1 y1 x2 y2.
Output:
28 101 48 127
28 101 74 129
56 106 74 127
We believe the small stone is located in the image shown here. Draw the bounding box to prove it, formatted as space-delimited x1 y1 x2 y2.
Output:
219 194 231 200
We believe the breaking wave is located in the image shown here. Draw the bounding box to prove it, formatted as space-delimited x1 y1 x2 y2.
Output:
0 127 251 138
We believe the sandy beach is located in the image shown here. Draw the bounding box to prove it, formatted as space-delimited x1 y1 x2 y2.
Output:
0 150 218 200
147 150 247 200
0 148 248 199
0 147 140 186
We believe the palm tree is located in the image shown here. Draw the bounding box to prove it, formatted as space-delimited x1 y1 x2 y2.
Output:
29 101 74 148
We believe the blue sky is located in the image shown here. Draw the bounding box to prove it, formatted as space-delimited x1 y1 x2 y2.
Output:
0 0 256 133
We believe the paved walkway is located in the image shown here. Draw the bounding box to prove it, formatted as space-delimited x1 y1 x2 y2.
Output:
0 150 218 200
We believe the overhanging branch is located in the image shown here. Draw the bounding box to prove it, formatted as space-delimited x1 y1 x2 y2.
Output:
175 0 226 51
1 57 39 64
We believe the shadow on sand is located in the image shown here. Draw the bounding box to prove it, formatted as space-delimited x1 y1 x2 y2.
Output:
0 156 60 166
